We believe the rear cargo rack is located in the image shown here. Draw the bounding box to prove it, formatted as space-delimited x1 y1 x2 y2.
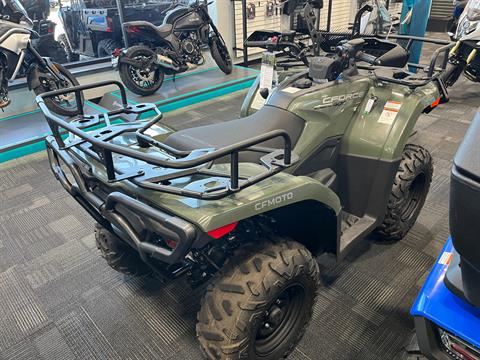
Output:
37 81 297 201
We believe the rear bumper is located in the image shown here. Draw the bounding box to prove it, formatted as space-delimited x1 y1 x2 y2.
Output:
46 136 197 265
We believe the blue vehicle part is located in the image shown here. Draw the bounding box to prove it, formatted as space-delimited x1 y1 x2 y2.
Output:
411 238 480 359
447 112 480 309
400 0 433 71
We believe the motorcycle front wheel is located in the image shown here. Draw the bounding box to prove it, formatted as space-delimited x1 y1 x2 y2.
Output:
119 46 164 96
210 36 233 75
32 63 81 117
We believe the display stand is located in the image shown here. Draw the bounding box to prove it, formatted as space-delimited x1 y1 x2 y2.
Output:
0 65 259 164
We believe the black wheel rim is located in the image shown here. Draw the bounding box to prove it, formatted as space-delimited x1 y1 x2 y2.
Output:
401 173 427 221
254 284 306 357
128 52 160 90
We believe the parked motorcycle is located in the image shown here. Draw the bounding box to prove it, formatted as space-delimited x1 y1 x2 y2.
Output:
115 0 232 96
452 0 479 40
444 0 480 87
0 0 80 114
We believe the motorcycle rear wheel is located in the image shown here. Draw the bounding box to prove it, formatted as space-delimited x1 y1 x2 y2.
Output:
32 63 82 117
119 46 164 96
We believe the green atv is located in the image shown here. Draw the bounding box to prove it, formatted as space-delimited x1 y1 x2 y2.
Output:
37 37 452 360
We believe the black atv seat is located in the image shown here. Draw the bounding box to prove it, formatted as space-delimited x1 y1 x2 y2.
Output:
125 21 172 38
164 106 305 163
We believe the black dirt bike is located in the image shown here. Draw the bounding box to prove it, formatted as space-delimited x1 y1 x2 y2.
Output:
114 0 232 96
0 0 80 115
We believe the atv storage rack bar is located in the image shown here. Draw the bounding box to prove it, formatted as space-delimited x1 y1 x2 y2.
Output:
37 81 296 201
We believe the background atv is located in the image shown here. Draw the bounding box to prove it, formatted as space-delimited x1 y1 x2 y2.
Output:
57 0 181 61
37 37 450 359
21 0 68 63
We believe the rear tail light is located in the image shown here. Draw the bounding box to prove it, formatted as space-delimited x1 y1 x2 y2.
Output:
207 222 238 239
106 17 114 32
165 239 178 250
112 48 122 57
439 328 480 360
126 25 141 34
431 98 441 108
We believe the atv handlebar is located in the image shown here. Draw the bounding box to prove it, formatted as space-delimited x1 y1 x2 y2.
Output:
244 39 302 53
244 40 274 48
356 51 379 65
245 39 309 66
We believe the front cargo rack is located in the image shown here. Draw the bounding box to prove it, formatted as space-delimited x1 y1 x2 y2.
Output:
37 81 297 201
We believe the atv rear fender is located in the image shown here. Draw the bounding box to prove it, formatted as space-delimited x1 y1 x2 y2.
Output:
76 148 343 249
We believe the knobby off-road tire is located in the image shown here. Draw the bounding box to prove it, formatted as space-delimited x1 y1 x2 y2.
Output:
197 239 320 360
95 224 150 276
97 39 120 57
441 61 464 88
35 38 68 64
58 34 79 63
376 144 433 241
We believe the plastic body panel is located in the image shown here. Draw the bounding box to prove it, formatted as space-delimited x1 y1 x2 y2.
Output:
72 136 342 233
449 112 480 307
411 238 480 352
243 69 439 219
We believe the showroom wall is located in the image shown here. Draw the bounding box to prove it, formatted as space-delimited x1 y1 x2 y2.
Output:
212 0 403 62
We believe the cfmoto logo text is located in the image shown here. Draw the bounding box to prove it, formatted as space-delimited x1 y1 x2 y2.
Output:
254 192 294 211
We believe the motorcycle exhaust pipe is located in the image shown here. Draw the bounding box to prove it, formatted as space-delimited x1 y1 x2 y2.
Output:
186 62 198 71
155 55 198 72
155 55 181 71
